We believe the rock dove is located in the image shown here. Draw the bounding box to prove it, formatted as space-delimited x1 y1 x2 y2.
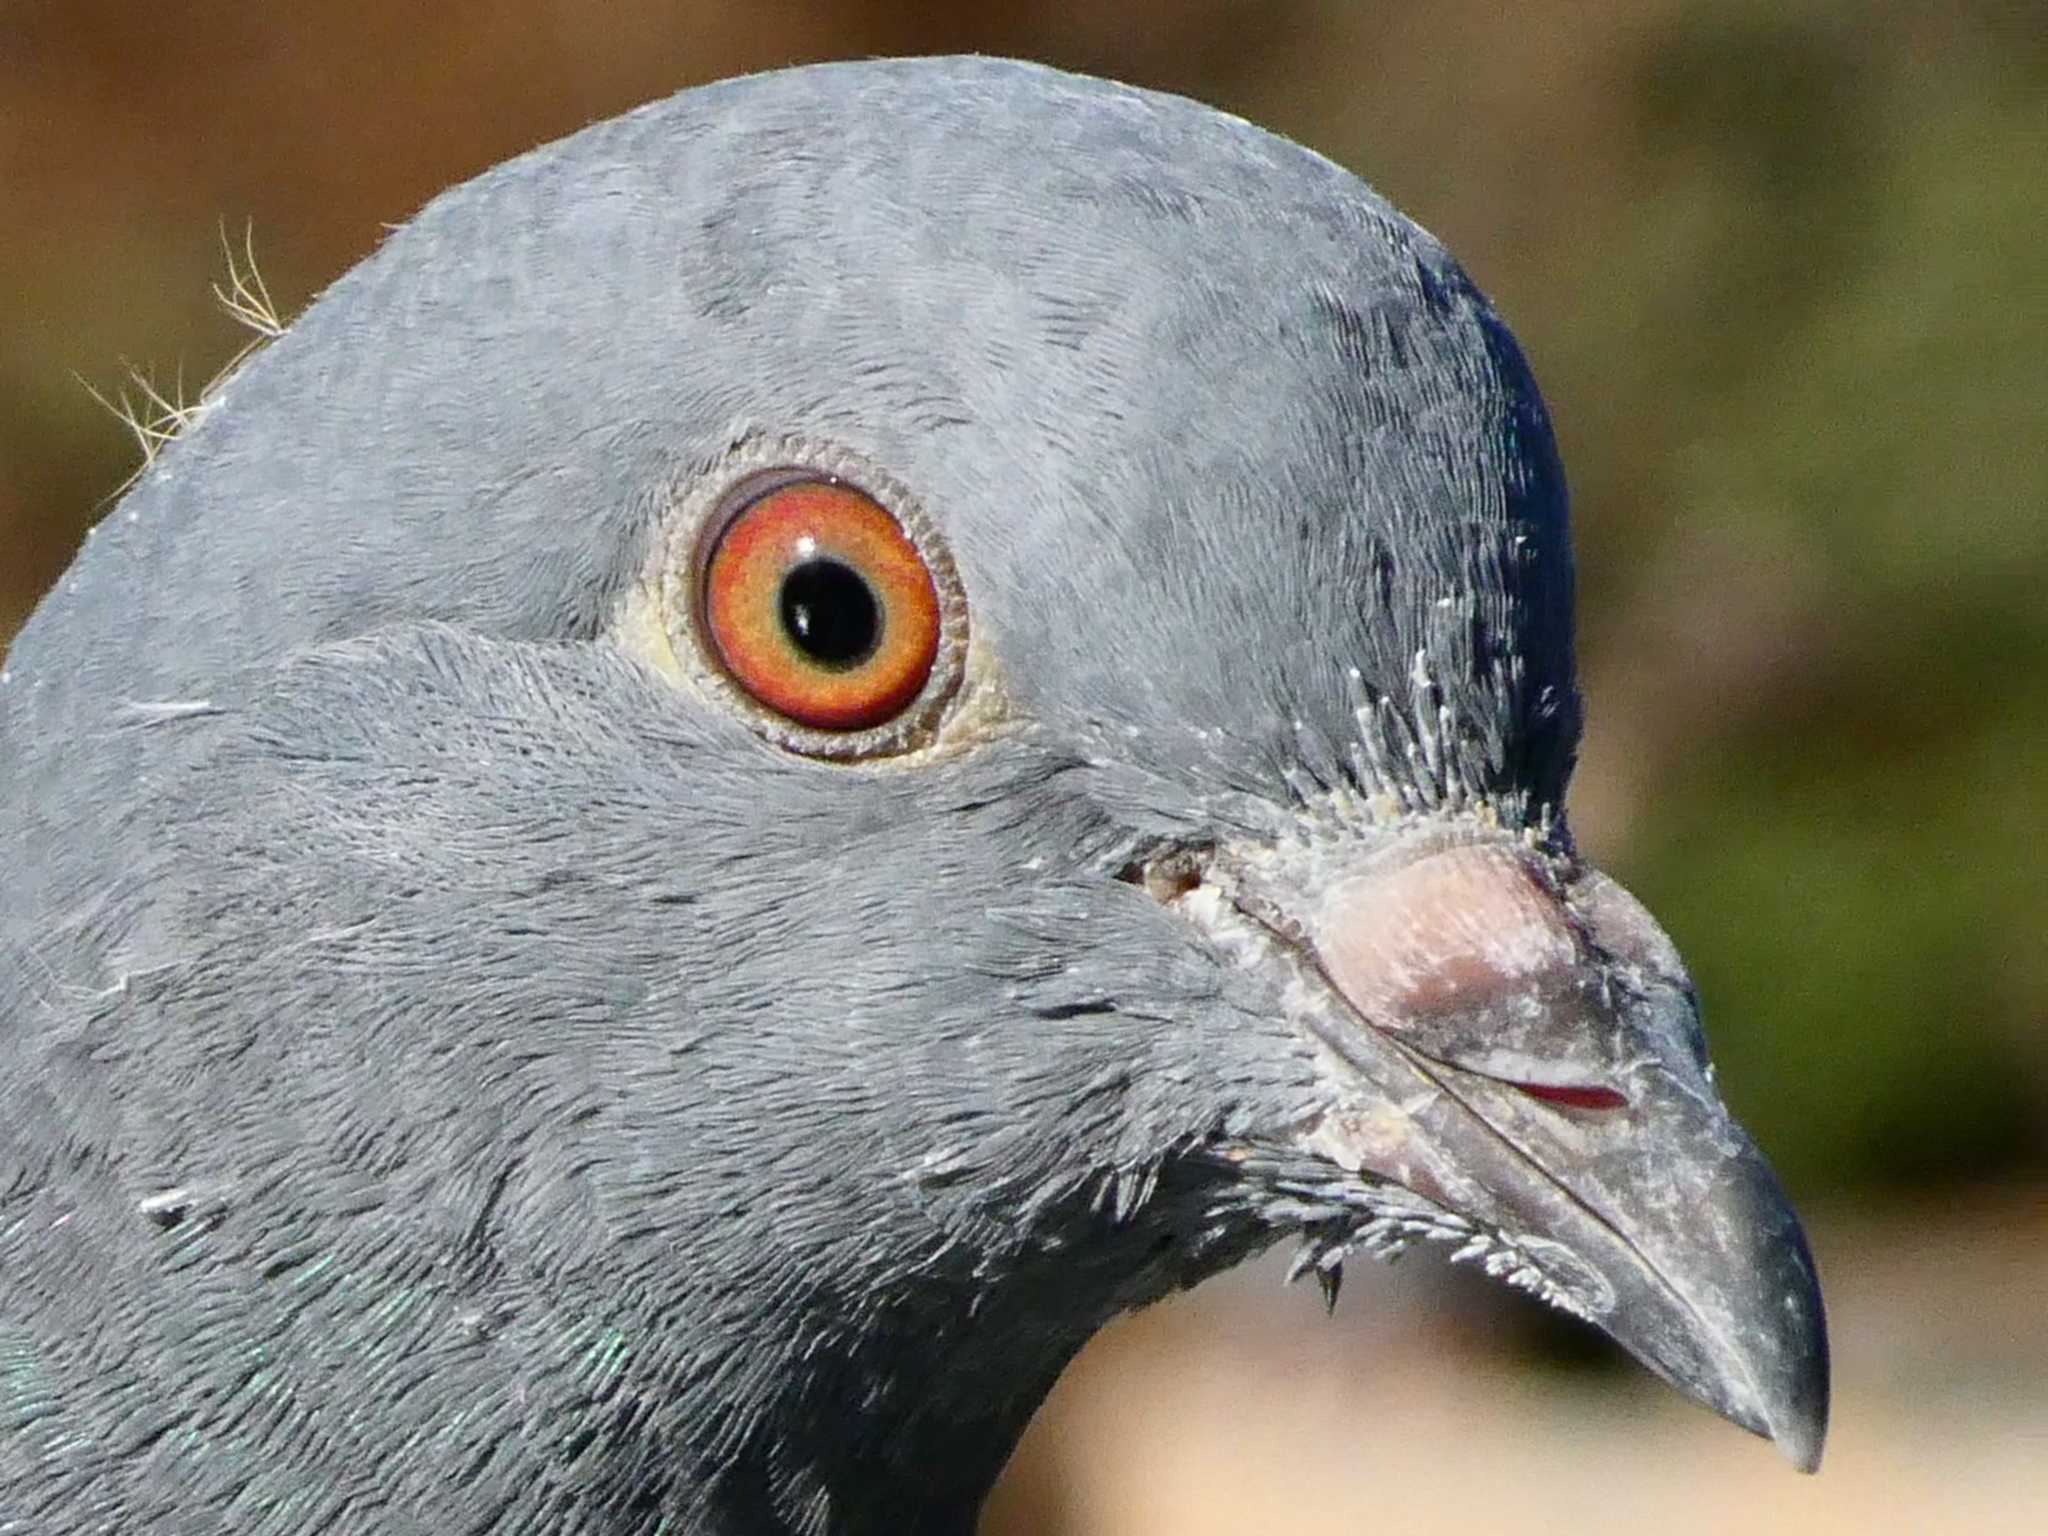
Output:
0 56 1828 1536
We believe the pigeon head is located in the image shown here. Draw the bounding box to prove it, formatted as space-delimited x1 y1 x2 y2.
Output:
0 57 1826 1535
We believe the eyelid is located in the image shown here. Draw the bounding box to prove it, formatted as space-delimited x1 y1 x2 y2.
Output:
689 467 824 578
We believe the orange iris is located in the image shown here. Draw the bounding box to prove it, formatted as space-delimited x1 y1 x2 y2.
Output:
699 480 942 732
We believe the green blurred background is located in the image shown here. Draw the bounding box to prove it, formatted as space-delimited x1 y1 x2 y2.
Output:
3 1 2042 1529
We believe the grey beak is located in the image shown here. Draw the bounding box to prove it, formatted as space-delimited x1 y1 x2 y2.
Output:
1211 831 1830 1468
1561 1063 1831 1472
1303 998 1831 1471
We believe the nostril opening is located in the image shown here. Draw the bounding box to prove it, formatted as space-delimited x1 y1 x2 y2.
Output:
1117 848 1210 904
1512 1081 1628 1112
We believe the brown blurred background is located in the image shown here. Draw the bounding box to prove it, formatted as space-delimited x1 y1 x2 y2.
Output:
3 1 2043 1530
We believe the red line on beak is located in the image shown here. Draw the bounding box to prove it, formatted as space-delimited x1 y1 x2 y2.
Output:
1511 1081 1628 1112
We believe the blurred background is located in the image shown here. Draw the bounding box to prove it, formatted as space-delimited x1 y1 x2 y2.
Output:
2 0 2041 1529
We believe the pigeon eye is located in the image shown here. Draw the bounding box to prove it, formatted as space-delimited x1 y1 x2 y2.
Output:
697 477 945 737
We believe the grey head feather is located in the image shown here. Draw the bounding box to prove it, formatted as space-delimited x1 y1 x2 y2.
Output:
2 54 1576 871
2 54 1822 1536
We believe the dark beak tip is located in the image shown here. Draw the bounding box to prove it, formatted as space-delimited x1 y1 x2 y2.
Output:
1731 1281 1831 1474
1769 1241 1832 1475
1618 1179 1831 1476
1783 1428 1827 1476
1675 1149 1832 1476
1678 1354 1827 1475
1750 1369 1827 1473
1769 1353 1830 1476
1756 1400 1827 1474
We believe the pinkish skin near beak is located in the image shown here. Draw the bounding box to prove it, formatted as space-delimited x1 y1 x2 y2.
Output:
1212 830 1830 1472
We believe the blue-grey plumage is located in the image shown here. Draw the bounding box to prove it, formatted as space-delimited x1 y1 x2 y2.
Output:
0 56 1825 1535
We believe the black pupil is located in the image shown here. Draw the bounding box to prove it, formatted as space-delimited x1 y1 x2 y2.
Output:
779 559 880 668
